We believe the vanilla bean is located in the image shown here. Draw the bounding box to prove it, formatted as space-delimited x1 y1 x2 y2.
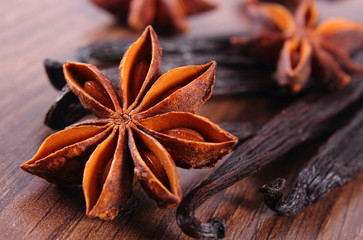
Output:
43 57 276 129
176 78 363 239
44 58 66 90
42 36 282 129
259 105 363 216
44 36 278 90
218 122 262 142
73 37 263 72
44 86 89 130
100 64 276 96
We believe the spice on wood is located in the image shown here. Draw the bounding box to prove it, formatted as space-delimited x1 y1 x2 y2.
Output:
232 0 363 92
90 0 216 34
259 106 363 215
20 26 237 220
176 77 363 239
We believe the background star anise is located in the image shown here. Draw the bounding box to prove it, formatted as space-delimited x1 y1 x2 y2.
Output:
20 26 237 220
232 0 363 92
90 0 216 34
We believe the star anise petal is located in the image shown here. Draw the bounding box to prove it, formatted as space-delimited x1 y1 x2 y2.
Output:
131 0 188 34
64 62 121 117
312 46 351 89
20 125 112 184
91 0 130 21
137 112 238 169
70 119 112 127
294 0 318 28
133 62 216 119
321 42 363 74
118 26 162 109
275 38 312 92
231 32 286 63
180 0 216 15
155 0 187 30
128 0 158 32
83 126 133 220
316 18 363 53
128 125 182 208
245 0 296 33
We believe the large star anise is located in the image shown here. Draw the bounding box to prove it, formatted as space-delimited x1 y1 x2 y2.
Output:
90 0 216 34
232 0 363 92
20 26 237 220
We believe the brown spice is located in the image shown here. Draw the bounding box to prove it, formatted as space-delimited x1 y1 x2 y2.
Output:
20 26 237 220
232 0 363 92
260 103 363 216
90 0 216 34
177 77 363 239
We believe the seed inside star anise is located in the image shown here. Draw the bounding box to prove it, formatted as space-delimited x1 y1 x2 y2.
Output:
20 26 237 220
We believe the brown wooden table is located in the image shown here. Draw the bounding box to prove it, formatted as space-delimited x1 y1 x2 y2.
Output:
2 0 363 239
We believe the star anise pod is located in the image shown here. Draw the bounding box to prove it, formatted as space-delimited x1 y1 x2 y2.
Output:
20 26 237 220
232 0 363 92
90 0 216 34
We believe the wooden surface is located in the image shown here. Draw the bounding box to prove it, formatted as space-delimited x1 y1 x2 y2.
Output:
2 0 363 239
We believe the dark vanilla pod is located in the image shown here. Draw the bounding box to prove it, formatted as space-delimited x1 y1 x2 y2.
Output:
176 78 363 239
43 36 280 130
260 105 363 215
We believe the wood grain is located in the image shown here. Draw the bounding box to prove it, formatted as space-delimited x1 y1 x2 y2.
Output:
1 0 363 239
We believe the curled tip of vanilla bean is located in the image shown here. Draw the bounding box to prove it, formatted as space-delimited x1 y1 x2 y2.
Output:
259 103 363 216
176 193 226 239
259 177 312 216
259 173 316 216
177 216 226 239
209 218 226 239
259 178 286 214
